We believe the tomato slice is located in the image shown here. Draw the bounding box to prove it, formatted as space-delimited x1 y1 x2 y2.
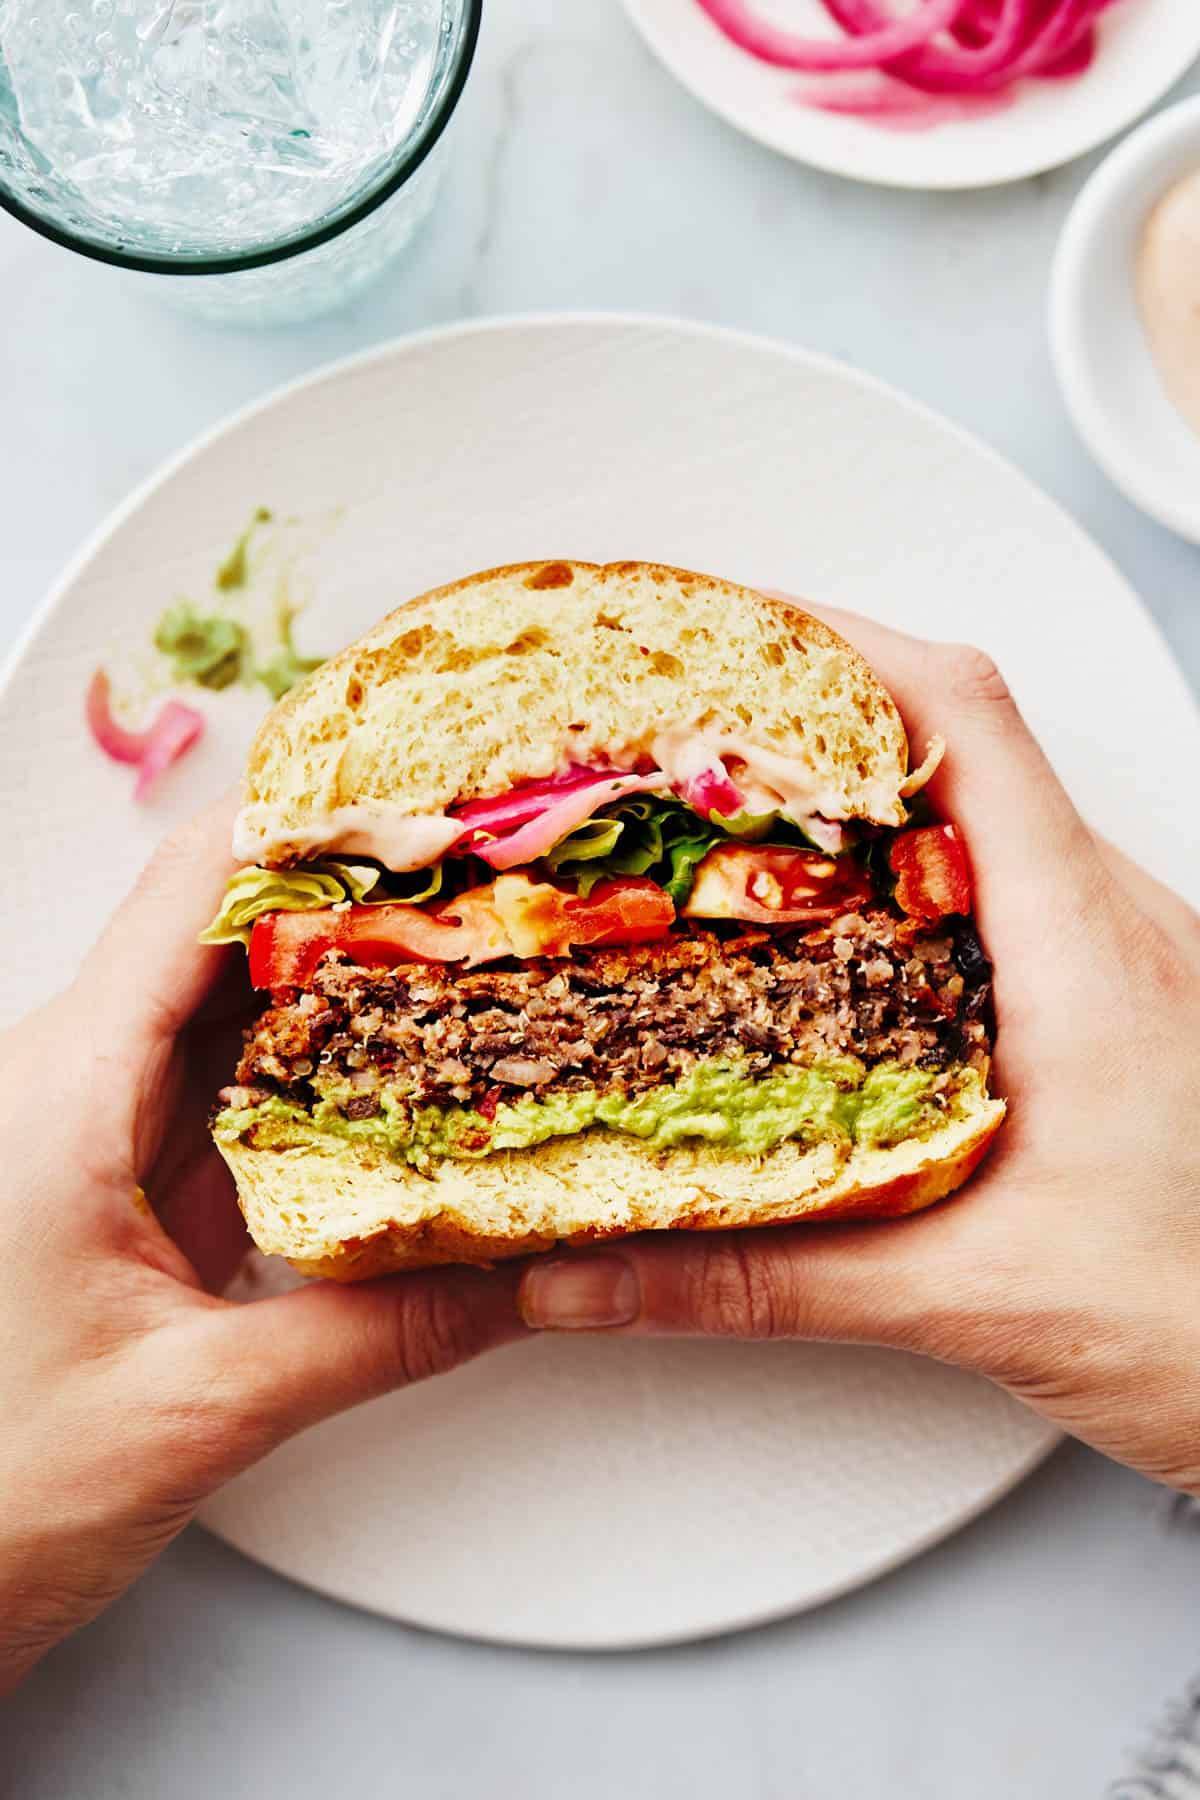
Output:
889 824 973 924
247 875 675 990
515 877 675 956
247 904 487 990
683 844 875 925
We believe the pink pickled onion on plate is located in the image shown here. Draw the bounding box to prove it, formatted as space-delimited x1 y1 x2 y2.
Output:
696 0 1121 123
818 0 1105 90
132 704 205 801
792 70 1014 121
950 0 1005 50
822 0 1035 86
469 770 670 871
86 669 204 800
694 0 966 69
86 669 153 764
1038 24 1096 73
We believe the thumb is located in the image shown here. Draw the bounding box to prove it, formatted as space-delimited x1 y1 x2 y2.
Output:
517 1217 993 1363
78 792 239 1049
175 1264 528 1479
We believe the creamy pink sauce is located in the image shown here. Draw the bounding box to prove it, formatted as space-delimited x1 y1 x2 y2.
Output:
1137 168 1200 440
231 803 465 870
653 727 906 826
234 723 924 871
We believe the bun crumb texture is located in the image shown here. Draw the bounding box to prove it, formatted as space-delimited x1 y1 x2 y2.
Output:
244 560 910 835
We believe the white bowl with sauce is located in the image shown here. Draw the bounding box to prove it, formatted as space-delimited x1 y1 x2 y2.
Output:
1051 95 1200 544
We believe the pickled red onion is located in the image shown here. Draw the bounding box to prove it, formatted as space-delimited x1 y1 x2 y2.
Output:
86 670 153 765
471 771 669 871
819 0 1105 91
680 764 744 818
453 765 626 841
791 71 1013 123
86 669 204 800
694 0 966 68
455 753 748 870
133 705 205 800
695 0 1122 123
1039 28 1097 75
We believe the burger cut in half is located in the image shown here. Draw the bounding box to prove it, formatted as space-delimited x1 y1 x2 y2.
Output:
206 561 1004 1281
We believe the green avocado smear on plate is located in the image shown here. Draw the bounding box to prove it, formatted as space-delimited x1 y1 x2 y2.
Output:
215 1060 980 1175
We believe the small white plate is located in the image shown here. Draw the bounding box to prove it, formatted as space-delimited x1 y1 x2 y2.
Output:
2 316 1198 1649
1051 95 1200 543
622 0 1200 189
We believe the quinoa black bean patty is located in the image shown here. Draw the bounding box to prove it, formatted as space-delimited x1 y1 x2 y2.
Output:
225 908 992 1122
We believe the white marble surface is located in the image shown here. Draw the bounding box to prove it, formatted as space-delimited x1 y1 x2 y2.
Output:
2 1 1199 1793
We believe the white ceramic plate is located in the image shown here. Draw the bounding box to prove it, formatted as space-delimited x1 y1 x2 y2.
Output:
3 315 1198 1650
622 0 1200 190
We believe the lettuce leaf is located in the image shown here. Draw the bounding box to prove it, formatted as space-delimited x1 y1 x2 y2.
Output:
543 795 867 907
199 858 443 947
659 825 718 906
542 816 624 876
856 834 896 900
377 862 446 906
329 862 389 904
709 808 778 843
545 796 724 905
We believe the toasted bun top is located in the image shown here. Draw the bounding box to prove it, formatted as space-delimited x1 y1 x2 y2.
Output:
236 561 913 864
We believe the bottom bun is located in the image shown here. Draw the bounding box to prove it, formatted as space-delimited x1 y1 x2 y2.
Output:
217 1088 1005 1282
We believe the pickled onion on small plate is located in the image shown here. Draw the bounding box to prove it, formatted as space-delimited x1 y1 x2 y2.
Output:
693 0 1129 127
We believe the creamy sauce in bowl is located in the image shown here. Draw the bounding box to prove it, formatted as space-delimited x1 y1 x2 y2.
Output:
1137 167 1200 439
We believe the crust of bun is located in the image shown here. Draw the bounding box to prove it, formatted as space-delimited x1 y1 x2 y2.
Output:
240 560 911 851
217 1094 1005 1283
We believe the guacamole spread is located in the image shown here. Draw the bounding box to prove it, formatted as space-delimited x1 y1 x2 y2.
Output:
216 1060 974 1174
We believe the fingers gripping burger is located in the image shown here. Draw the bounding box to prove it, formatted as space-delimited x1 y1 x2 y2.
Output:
206 562 1003 1280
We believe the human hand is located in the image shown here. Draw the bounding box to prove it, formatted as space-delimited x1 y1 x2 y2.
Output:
519 615 1200 1494
0 804 525 1692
